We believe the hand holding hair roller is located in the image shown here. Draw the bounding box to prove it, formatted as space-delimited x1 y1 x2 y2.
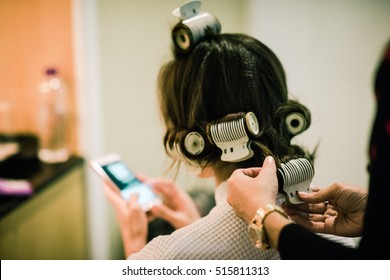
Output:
277 158 314 204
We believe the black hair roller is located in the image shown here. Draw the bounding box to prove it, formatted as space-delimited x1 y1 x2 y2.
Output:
172 1 221 53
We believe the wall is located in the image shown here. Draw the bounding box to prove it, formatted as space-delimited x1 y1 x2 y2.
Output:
0 0 78 153
248 0 390 188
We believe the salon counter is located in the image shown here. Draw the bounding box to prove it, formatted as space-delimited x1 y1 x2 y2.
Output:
0 156 89 259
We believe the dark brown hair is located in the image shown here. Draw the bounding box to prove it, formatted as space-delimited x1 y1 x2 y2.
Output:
158 33 313 181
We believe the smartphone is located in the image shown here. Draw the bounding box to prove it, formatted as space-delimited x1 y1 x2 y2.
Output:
89 153 161 212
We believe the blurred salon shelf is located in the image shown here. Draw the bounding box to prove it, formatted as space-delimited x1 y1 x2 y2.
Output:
0 155 88 260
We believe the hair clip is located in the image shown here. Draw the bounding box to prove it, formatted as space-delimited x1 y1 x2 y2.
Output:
172 0 221 53
277 158 314 204
207 112 260 162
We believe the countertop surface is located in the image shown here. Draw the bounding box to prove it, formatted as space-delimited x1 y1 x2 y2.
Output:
0 155 84 219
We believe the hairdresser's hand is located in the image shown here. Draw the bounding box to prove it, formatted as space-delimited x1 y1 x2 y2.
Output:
227 156 279 224
282 183 367 237
142 177 201 229
103 182 148 257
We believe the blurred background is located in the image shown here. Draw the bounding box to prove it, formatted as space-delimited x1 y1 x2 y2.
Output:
0 0 389 260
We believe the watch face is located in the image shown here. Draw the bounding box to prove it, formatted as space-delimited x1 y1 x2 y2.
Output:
246 112 260 136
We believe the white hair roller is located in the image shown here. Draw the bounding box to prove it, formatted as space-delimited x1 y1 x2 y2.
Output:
277 158 314 204
285 112 307 136
208 112 260 162
172 0 221 53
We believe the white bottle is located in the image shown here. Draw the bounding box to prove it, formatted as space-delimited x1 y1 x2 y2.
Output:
37 68 69 163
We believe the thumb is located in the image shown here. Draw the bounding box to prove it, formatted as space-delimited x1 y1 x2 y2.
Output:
298 187 332 204
258 156 276 175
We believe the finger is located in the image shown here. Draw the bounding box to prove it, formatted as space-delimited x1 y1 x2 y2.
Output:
128 193 140 208
253 156 277 180
153 183 173 197
152 180 176 197
309 186 321 193
103 185 130 216
324 207 338 217
308 213 327 223
150 204 179 225
284 205 328 224
283 201 328 215
289 214 326 234
230 156 275 179
298 190 331 204
136 173 149 182
104 183 124 205
307 202 328 214
261 156 276 172
102 180 121 195
239 167 263 178
298 183 343 204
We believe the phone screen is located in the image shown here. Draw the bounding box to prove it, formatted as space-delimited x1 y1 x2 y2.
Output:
101 161 159 206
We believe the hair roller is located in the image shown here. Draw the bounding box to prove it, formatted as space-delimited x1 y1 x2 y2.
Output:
206 112 261 162
172 1 221 53
181 131 209 160
285 112 307 136
275 100 311 138
277 157 314 204
165 128 211 162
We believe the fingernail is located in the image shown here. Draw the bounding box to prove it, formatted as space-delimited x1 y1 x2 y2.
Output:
266 156 274 164
298 191 308 197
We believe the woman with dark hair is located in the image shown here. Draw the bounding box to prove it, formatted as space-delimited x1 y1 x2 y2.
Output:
103 2 353 259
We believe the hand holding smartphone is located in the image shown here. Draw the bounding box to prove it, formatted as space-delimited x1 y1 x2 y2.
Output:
89 153 161 212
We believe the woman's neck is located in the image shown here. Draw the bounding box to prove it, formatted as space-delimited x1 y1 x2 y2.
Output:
198 163 238 188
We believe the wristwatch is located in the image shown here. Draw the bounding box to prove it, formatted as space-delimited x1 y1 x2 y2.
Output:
248 204 287 250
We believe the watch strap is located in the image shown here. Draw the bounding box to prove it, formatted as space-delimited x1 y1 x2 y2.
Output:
248 204 288 250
